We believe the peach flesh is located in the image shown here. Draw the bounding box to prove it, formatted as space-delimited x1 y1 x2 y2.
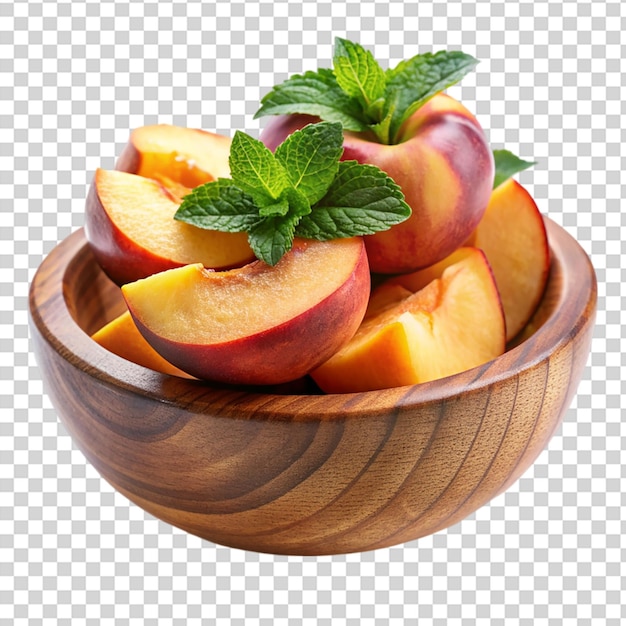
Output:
85 169 253 285
115 124 232 187
467 178 550 341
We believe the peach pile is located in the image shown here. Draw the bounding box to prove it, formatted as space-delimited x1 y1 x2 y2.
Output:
85 42 549 392
86 121 549 392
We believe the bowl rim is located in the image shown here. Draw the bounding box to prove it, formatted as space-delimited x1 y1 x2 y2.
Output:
29 218 597 420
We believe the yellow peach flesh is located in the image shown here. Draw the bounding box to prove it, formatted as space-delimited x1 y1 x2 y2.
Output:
469 178 550 340
95 169 252 269
91 311 192 377
128 124 232 185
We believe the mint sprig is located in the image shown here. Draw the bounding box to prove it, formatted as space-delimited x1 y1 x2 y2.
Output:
174 122 411 266
492 149 537 189
255 37 478 145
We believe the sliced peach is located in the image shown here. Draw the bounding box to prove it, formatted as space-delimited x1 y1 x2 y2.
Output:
365 247 477 321
91 310 194 378
466 178 550 341
311 248 505 393
115 124 232 190
85 169 254 285
121 237 371 386
364 283 413 319
381 247 476 295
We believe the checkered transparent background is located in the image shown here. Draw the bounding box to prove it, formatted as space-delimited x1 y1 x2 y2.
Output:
2 0 624 624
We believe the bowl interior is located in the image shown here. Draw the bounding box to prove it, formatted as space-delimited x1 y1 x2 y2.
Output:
64 243 127 336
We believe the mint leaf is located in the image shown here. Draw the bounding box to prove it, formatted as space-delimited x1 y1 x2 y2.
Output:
254 68 370 132
384 50 479 143
285 186 313 220
274 121 344 205
251 191 313 265
333 37 386 115
493 149 537 189
258 196 290 217
174 179 261 231
370 112 394 149
229 130 291 206
247 214 298 266
296 161 411 239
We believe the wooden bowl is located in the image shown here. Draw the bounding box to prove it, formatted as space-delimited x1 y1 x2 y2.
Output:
29 219 596 556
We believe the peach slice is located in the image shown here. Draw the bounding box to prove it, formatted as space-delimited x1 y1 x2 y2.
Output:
365 283 413 319
92 310 194 378
115 124 232 190
121 237 371 386
379 247 476 296
466 178 550 341
311 248 505 393
365 247 479 325
85 169 254 285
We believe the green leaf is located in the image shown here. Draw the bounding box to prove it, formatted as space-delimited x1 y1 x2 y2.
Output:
493 149 537 189
229 130 291 206
258 196 290 217
365 97 386 122
253 68 370 132
296 161 411 240
274 121 344 205
174 179 261 232
370 109 394 147
285 186 313 220
384 50 479 143
247 215 298 266
333 37 386 116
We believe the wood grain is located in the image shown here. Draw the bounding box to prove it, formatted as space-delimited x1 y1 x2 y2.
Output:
29 219 596 555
